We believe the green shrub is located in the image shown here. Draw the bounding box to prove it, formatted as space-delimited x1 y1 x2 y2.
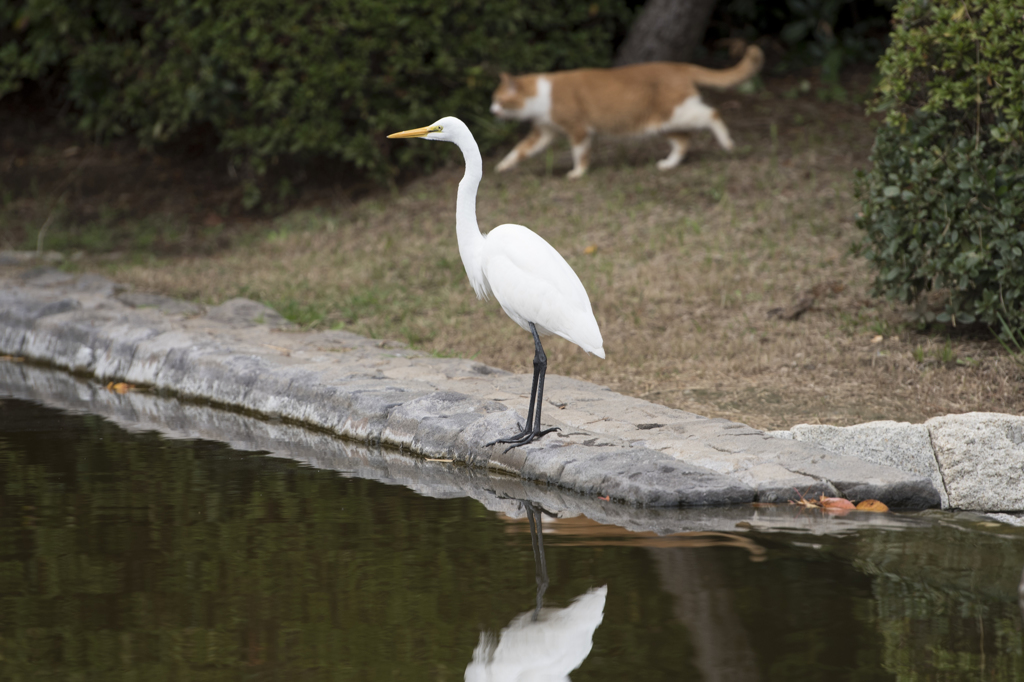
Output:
0 0 632 206
856 0 1024 338
873 0 1024 144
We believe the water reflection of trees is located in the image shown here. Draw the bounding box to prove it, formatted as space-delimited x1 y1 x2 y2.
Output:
851 527 1024 680
501 510 1024 680
2 399 1023 681
0 408 544 679
648 548 760 681
0 404 680 680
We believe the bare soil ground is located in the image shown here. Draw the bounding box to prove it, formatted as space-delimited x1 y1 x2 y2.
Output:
3 71 1022 430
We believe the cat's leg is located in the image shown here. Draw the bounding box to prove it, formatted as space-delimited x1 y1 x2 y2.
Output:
657 133 691 170
706 109 735 151
496 125 556 172
566 130 593 179
665 96 735 152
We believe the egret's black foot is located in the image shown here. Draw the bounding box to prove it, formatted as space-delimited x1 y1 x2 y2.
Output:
486 426 560 452
485 421 526 448
487 323 560 453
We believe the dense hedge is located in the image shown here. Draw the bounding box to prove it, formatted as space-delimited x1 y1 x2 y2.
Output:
856 0 1024 337
0 0 632 205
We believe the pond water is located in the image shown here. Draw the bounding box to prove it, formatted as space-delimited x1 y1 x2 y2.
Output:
1 397 1023 681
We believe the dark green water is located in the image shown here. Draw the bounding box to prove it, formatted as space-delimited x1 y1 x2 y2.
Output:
1 398 1022 681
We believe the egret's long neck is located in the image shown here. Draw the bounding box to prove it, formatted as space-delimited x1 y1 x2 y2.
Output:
453 135 487 296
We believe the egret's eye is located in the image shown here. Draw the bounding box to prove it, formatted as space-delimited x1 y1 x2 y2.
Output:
430 125 443 132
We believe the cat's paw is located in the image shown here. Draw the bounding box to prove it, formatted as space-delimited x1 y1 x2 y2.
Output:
566 167 587 179
495 157 517 172
656 158 680 171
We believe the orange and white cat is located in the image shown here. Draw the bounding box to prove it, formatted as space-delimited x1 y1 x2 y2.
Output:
490 45 764 178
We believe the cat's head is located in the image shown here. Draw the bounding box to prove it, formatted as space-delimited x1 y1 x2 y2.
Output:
490 73 535 121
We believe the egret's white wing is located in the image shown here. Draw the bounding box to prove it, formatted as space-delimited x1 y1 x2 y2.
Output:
482 224 604 357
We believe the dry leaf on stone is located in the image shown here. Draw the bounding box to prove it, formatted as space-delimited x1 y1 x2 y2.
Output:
855 499 889 512
106 381 134 394
818 495 856 510
790 492 820 509
789 492 855 512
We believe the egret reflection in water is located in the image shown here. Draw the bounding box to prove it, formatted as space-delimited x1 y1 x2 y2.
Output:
465 500 607 682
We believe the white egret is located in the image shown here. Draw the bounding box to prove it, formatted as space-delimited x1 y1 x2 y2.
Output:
387 117 604 450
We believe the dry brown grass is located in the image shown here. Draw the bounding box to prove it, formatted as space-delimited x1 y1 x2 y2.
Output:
74 80 1024 430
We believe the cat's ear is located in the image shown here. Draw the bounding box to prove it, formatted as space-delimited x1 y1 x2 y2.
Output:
499 72 514 90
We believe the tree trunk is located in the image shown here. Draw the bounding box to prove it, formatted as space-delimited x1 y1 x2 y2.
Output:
615 0 719 66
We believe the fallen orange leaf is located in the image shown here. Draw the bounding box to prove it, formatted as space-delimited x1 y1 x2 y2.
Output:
855 499 889 512
598 495 610 501
107 382 133 394
818 495 855 510
584 244 598 255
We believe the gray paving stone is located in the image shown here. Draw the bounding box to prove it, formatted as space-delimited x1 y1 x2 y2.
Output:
17 267 75 287
0 269 948 508
73 273 122 296
117 291 204 316
0 251 40 266
790 422 949 508
0 359 945 534
206 297 295 328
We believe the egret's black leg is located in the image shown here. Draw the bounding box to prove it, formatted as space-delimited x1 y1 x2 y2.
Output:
486 322 560 450
530 334 554 436
515 347 542 436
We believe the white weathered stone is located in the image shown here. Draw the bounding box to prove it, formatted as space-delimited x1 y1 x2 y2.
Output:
789 421 948 508
926 412 1024 512
986 513 1024 527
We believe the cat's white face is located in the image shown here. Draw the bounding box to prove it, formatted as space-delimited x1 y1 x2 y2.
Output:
490 73 529 120
490 74 551 123
489 100 515 119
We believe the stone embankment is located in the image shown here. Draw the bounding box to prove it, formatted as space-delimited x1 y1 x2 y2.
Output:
0 261 1019 511
3 359 939 535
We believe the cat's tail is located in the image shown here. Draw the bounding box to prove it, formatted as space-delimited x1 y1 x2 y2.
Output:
688 45 764 89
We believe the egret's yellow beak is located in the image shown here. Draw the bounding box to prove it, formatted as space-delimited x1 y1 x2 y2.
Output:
387 125 433 139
